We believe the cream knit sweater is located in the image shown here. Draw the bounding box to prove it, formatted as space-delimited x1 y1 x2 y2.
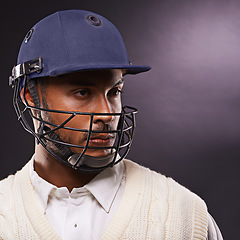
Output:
0 160 208 239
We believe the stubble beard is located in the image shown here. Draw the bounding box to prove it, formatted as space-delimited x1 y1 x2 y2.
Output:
40 98 117 158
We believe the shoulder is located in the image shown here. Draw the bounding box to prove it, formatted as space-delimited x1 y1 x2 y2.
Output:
124 159 204 198
123 159 206 203
123 159 208 238
0 163 32 236
125 159 207 204
207 213 224 240
0 174 15 194
0 173 17 210
0 161 31 196
0 174 16 237
0 163 30 210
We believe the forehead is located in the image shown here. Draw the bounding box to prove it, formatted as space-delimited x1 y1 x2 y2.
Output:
47 69 124 87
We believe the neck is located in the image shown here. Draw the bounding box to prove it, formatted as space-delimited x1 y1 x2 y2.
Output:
34 145 99 191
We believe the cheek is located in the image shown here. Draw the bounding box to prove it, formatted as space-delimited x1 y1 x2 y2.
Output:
49 114 90 146
111 97 122 112
111 99 122 120
45 110 90 133
112 104 122 128
64 115 92 130
43 93 122 128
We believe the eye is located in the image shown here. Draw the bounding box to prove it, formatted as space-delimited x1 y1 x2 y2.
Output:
108 87 123 97
74 89 89 97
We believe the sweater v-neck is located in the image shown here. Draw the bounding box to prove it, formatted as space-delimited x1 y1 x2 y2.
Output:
16 160 142 239
99 160 143 239
17 161 63 239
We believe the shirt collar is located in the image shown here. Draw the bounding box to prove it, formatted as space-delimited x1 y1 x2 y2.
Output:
29 155 125 213
84 160 125 213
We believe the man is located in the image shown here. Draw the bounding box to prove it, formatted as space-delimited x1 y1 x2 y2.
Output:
0 9 223 239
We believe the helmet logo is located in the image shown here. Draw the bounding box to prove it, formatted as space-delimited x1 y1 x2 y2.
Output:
24 29 34 44
86 15 102 26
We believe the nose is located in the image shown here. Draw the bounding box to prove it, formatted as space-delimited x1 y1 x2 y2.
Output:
93 96 114 125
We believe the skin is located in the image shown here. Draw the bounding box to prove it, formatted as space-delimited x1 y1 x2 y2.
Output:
23 69 124 191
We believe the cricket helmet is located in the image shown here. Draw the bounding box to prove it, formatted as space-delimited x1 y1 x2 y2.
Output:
9 10 151 172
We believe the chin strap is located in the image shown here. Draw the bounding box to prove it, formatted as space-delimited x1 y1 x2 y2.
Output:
41 125 73 159
68 151 116 169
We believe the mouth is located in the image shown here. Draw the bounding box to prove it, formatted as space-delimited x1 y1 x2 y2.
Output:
88 133 115 147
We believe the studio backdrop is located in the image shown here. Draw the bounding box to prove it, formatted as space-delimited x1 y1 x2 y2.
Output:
1 0 239 239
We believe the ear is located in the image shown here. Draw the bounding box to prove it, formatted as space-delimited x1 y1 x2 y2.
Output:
20 87 35 107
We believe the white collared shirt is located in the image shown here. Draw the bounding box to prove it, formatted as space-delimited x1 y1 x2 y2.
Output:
29 157 126 240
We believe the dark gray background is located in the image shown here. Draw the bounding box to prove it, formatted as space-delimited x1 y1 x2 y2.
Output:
1 0 239 239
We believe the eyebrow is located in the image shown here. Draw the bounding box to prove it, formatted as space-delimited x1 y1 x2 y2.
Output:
67 78 124 87
113 78 124 87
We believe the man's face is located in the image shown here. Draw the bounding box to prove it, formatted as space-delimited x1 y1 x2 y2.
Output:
38 69 124 158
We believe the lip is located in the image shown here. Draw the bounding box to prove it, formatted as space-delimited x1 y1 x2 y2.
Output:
88 134 115 146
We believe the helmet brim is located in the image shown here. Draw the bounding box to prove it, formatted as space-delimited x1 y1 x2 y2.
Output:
47 64 151 77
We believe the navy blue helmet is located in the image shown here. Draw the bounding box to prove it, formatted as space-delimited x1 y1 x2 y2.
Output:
9 10 151 172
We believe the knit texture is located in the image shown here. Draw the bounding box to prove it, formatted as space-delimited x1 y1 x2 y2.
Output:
100 160 208 240
0 160 208 239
